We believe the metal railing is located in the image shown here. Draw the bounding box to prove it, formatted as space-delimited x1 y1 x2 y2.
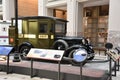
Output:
48 0 64 2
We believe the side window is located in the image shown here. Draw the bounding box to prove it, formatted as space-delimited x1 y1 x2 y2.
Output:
55 23 65 33
39 23 48 33
50 23 54 33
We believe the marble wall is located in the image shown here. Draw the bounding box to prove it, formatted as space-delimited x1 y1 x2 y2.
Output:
107 30 120 47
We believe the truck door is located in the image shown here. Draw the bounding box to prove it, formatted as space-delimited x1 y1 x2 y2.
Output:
38 20 52 49
28 21 38 47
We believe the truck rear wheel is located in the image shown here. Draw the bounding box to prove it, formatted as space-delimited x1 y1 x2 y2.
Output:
19 45 31 59
52 40 68 50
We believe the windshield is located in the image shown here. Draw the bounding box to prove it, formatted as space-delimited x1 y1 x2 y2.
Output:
13 19 22 34
55 22 66 34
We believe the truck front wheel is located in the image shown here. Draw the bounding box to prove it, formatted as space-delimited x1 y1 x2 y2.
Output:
52 40 68 50
19 45 31 59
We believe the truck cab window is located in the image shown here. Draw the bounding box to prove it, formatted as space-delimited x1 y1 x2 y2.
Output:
55 23 65 33
39 23 47 33
50 23 54 33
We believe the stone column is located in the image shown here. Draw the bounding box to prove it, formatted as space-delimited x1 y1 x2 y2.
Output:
38 0 47 16
77 2 83 36
38 0 53 16
67 0 77 36
3 0 15 20
46 8 53 16
108 0 120 47
67 0 83 36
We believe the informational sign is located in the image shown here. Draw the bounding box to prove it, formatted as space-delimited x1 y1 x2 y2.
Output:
106 49 120 61
0 46 13 55
27 48 64 61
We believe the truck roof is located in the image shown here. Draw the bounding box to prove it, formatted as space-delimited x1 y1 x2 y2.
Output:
12 16 68 22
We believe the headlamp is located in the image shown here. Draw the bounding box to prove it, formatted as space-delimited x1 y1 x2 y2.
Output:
82 39 85 44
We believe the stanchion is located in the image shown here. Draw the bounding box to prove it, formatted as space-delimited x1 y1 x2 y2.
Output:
113 61 117 76
115 47 120 71
7 54 10 74
109 57 112 80
80 63 83 80
30 58 33 78
105 43 113 80
117 60 119 71
58 61 61 80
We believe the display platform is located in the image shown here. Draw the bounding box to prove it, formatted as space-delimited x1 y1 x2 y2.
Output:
0 60 110 80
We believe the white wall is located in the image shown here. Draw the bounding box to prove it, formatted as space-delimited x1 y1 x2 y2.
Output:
47 8 53 16
3 0 15 20
67 0 77 36
0 22 11 45
38 0 47 16
107 0 120 47
45 0 67 17
109 0 120 31
77 3 83 36
67 0 84 36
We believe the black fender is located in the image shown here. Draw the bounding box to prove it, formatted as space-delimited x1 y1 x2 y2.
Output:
52 39 68 50
64 45 86 57
18 42 33 51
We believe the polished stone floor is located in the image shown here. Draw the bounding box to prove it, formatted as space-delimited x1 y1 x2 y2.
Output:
0 72 51 80
0 71 120 80
112 71 120 80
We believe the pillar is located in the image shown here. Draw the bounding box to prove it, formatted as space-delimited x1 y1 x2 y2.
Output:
67 0 83 36
3 0 15 20
108 0 120 47
77 3 83 36
38 0 47 16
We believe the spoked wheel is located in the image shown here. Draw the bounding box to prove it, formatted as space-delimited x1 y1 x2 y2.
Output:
68 49 87 66
53 40 68 50
19 45 31 60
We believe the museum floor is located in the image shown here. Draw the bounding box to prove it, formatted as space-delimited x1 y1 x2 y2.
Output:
0 71 120 80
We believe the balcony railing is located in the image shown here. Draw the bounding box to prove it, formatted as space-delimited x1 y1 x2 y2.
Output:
48 0 53 1
48 0 64 2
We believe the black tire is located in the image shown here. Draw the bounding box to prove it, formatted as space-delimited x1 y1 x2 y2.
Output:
87 54 95 60
52 40 68 50
19 45 31 60
64 45 84 57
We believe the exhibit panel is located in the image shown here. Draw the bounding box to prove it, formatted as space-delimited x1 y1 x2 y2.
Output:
27 48 64 61
0 46 13 56
0 46 13 74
